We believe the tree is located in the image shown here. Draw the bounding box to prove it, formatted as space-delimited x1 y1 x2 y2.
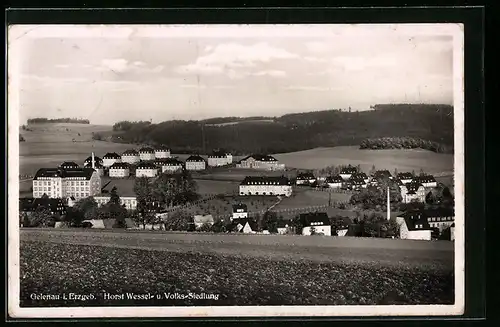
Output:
19 134 26 142
74 196 98 218
154 171 199 208
211 220 225 233
41 193 49 200
199 222 213 232
262 211 278 233
290 215 304 235
64 207 85 227
425 191 435 204
393 168 398 177
134 177 157 229
164 210 192 231
30 206 53 227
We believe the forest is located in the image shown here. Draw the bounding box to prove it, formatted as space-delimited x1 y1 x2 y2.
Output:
27 118 90 124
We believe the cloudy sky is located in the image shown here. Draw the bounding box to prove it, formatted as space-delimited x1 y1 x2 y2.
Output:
9 25 459 125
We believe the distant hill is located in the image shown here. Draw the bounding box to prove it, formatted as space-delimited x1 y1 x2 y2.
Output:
26 118 90 124
107 104 454 155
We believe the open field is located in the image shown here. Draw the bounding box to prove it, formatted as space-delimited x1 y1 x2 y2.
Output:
276 188 351 209
183 195 278 218
20 229 454 307
273 146 454 174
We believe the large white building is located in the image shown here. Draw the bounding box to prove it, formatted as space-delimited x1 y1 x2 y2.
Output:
239 176 292 197
424 208 454 231
415 174 438 188
301 212 332 236
326 175 343 188
339 166 358 180
231 203 248 220
32 167 101 200
207 151 233 167
236 154 285 171
155 158 184 173
94 196 138 210
139 147 156 161
60 161 79 169
136 162 159 178
296 172 316 185
154 145 171 159
185 155 206 171
121 150 140 164
109 162 130 178
396 212 432 240
83 152 104 176
397 172 414 185
399 181 426 203
103 152 122 167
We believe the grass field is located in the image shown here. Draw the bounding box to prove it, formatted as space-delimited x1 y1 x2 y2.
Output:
273 146 454 174
20 229 454 307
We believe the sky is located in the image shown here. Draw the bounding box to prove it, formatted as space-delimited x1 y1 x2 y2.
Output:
9 24 460 125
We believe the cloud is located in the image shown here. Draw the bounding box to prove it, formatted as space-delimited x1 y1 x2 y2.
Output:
331 55 396 71
96 59 164 74
180 84 234 89
55 64 70 69
306 41 330 53
252 70 287 78
175 42 298 76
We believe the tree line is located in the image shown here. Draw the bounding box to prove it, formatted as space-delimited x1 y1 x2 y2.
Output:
107 104 453 155
27 118 90 124
359 137 453 154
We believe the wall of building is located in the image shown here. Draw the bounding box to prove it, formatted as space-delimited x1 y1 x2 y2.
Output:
139 153 156 161
407 230 432 240
336 229 348 237
94 196 137 210
121 156 140 164
186 161 206 171
232 211 248 219
302 225 332 236
155 151 171 159
136 168 158 177
239 185 292 197
161 165 183 173
103 158 121 167
109 168 130 178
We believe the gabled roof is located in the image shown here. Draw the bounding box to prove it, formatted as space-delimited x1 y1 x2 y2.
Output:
340 166 357 174
241 154 278 162
373 170 392 178
350 177 366 184
232 203 248 212
137 162 158 169
110 162 130 169
60 161 78 167
352 172 368 179
84 161 103 168
155 145 170 151
397 172 414 180
415 174 437 183
154 158 183 166
423 208 455 218
401 215 431 231
186 155 206 162
297 172 315 179
405 181 424 194
103 152 121 159
20 197 66 213
34 168 96 180
300 212 330 226
208 150 229 158
84 156 103 163
122 149 139 156
139 147 155 153
240 176 291 186
326 175 343 183
231 218 258 232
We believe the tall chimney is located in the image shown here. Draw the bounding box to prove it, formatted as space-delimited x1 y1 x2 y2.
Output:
387 186 391 221
92 152 95 169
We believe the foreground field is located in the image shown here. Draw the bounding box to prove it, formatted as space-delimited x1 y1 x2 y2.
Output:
20 229 454 307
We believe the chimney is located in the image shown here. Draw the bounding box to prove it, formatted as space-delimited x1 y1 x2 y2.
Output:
91 152 95 169
387 186 391 221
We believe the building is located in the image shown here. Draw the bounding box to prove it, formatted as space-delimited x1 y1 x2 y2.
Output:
136 162 159 178
109 162 130 178
400 181 426 203
60 161 79 169
350 176 368 189
139 147 156 161
373 170 392 180
193 214 214 229
239 176 292 197
103 152 122 167
232 203 248 220
326 175 343 188
339 166 358 180
424 208 455 231
207 150 233 167
84 155 103 167
155 158 184 173
185 155 206 171
32 167 101 200
300 212 332 236
296 172 316 185
236 154 285 171
397 172 414 185
20 197 67 216
231 218 258 234
415 174 438 188
121 150 140 164
277 220 290 235
396 212 432 240
351 172 369 184
155 145 171 159
94 196 138 210
333 217 352 236
450 223 455 241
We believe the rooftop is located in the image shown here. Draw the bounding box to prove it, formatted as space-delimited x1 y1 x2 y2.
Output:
240 176 291 185
34 167 96 180
186 155 206 162
139 147 155 153
122 149 139 156
103 152 121 159
300 212 330 226
137 162 158 169
110 162 130 169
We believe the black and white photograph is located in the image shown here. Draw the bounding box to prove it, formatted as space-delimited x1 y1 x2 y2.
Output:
8 23 464 318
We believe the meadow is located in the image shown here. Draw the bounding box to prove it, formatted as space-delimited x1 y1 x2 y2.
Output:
20 229 454 307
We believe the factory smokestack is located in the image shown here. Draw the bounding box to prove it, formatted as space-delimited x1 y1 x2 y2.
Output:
387 186 391 221
92 152 95 169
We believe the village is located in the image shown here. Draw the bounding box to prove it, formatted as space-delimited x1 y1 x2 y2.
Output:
19 145 455 242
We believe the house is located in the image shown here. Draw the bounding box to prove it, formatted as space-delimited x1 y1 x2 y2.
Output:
326 175 343 188
415 174 438 188
136 162 159 178
94 196 138 210
32 167 101 200
109 162 130 178
296 172 316 185
300 212 332 236
83 152 104 176
236 154 285 171
333 217 352 236
239 176 292 197
351 172 369 184
397 172 414 184
60 161 79 169
193 214 215 229
121 150 140 164
20 197 67 216
154 145 171 159
424 208 454 231
231 218 258 234
396 212 432 240
207 150 232 167
103 152 122 167
138 147 156 161
339 166 358 180
450 223 455 241
373 170 392 180
155 158 184 173
350 176 368 189
277 220 289 234
185 155 207 171
232 203 248 220
400 181 426 203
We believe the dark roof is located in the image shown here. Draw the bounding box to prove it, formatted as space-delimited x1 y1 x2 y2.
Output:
155 145 170 151
103 152 121 159
405 181 424 194
20 197 66 213
340 166 357 174
137 162 158 169
300 212 330 226
60 161 78 167
373 170 392 178
84 156 103 163
352 172 368 179
122 149 139 156
19 198 35 211
241 154 278 162
423 208 455 218
139 147 155 153
240 176 291 186
34 168 96 180
415 175 437 183
231 218 258 232
401 215 431 231
208 150 228 158
186 155 206 162
154 158 183 166
297 172 315 179
110 162 130 169
326 175 343 183
232 203 248 212
397 172 414 180
350 177 366 185
277 220 289 228
84 161 103 168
